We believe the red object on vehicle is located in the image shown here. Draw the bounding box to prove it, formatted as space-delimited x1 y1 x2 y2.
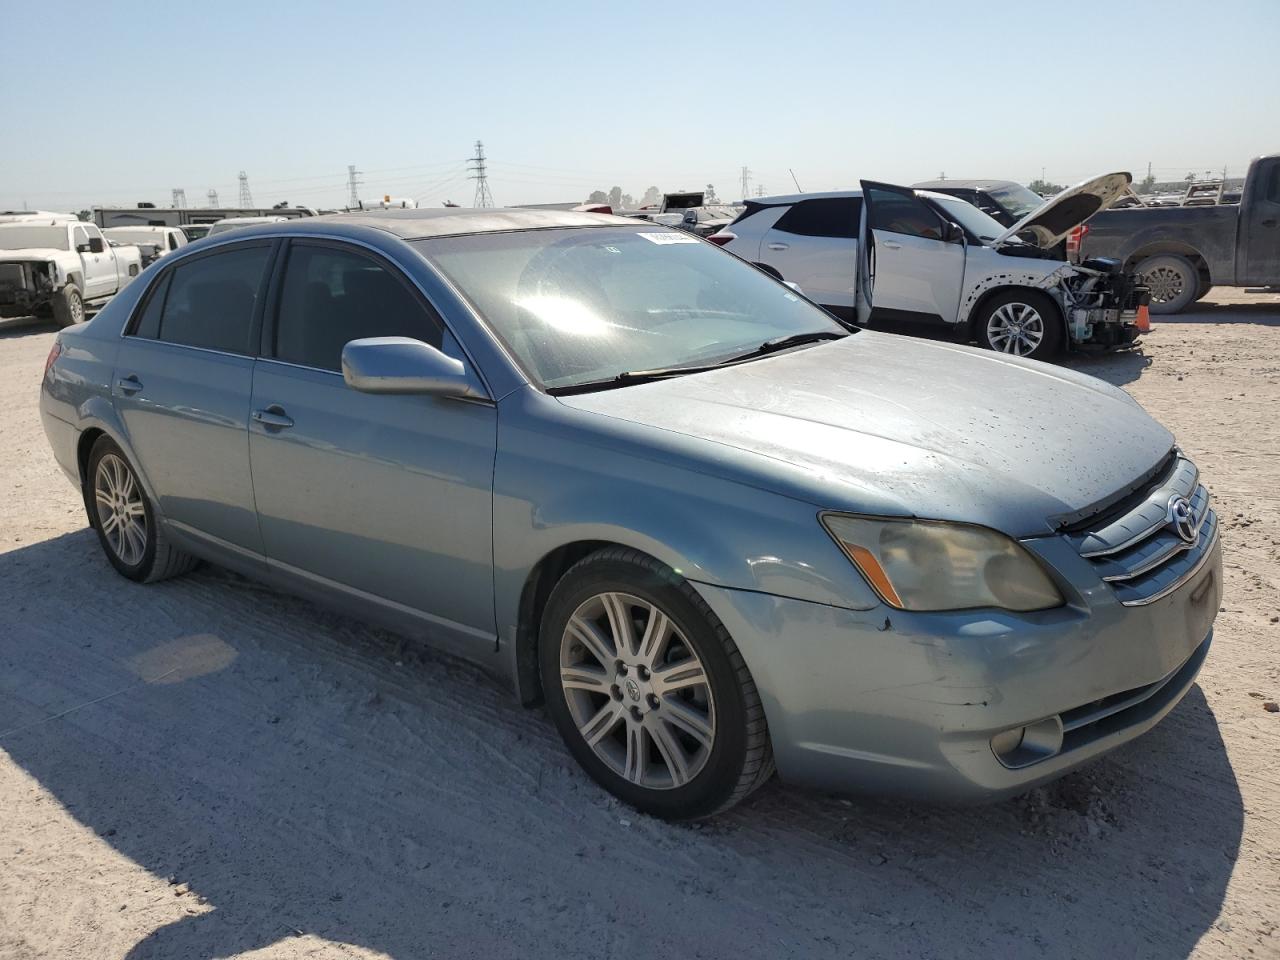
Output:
44 339 62 377
1135 304 1151 332
706 231 735 247
1065 224 1089 259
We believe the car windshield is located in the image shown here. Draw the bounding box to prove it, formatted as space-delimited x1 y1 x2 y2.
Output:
985 182 1045 219
418 227 847 390
0 225 69 250
929 195 1010 243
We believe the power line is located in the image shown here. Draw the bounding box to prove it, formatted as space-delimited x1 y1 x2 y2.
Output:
238 171 253 207
468 140 494 208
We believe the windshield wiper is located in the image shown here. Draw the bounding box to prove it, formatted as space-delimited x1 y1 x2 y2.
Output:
545 330 848 396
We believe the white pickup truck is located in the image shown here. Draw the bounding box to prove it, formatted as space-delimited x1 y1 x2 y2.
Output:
0 215 143 326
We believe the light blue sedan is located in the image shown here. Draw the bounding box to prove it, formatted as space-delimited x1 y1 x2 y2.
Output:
40 209 1221 818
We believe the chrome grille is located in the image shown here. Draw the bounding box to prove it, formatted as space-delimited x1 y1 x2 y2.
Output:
1068 454 1218 606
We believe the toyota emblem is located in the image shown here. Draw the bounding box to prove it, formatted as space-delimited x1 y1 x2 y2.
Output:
1167 495 1197 545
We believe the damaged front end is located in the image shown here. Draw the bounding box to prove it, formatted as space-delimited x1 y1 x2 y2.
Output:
0 260 58 318
1057 257 1149 350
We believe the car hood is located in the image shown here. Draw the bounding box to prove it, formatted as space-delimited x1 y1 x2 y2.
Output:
557 332 1173 536
993 172 1133 249
0 248 69 262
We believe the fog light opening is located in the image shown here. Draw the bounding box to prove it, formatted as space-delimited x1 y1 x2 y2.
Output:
991 716 1064 769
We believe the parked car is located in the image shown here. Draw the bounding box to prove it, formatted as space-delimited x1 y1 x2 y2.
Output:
178 224 213 242
0 218 142 326
206 215 290 237
713 174 1146 359
1078 153 1280 312
679 204 743 237
41 209 1220 819
910 179 1046 228
103 226 188 266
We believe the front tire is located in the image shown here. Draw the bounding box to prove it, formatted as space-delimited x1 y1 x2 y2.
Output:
52 284 85 328
1136 254 1198 314
84 436 197 583
975 290 1063 360
539 548 773 819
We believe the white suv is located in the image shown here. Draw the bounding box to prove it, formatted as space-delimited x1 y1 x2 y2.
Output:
711 176 1150 359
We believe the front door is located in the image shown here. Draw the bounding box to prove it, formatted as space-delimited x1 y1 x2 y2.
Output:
1241 157 1280 285
248 239 497 652
112 241 275 559
859 180 966 328
76 225 114 299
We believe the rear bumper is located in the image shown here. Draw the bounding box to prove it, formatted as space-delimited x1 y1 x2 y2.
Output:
692 533 1221 802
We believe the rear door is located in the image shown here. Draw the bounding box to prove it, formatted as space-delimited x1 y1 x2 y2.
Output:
113 240 275 561
1241 157 1280 284
248 239 497 655
758 197 860 312
859 181 965 327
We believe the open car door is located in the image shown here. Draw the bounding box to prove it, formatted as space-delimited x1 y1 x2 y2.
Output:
854 193 873 325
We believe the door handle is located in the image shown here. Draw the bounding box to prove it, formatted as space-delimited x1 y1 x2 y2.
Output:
251 406 294 430
767 242 790 251
115 375 143 395
881 241 902 250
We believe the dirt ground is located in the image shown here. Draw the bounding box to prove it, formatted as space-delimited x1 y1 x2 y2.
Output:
1 289 1277 960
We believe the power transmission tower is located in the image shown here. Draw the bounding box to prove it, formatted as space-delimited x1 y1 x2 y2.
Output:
171 188 187 209
347 164 363 208
740 166 752 200
468 140 494 208
755 184 765 197
238 171 254 207
207 189 219 208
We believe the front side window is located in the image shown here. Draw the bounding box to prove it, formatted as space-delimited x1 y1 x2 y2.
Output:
73 227 90 250
866 188 944 240
773 198 860 239
153 244 271 353
929 196 1008 243
272 243 441 372
419 227 846 390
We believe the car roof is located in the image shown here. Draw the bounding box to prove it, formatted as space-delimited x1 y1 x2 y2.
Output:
286 207 636 240
747 190 861 205
911 179 1019 191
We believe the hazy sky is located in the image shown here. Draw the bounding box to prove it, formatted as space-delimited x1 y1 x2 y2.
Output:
2 0 1277 212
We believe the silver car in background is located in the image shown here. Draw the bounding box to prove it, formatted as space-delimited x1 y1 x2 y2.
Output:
40 209 1221 819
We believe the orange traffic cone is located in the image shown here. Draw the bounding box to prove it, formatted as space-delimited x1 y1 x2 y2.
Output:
1136 304 1151 332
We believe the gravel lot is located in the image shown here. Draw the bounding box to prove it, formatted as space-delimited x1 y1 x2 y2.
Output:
1 290 1277 960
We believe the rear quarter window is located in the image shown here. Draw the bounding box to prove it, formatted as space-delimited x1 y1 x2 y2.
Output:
772 198 861 239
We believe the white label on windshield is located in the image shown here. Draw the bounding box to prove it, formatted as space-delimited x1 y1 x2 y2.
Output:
638 231 698 244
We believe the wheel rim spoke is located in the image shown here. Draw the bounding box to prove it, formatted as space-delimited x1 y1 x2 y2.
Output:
659 697 714 749
600 593 636 658
560 663 610 694
648 718 692 786
578 701 623 747
623 723 647 784
566 615 615 667
651 660 706 696
637 607 670 666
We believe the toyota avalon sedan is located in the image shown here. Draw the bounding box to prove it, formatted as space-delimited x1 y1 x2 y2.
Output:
40 209 1221 819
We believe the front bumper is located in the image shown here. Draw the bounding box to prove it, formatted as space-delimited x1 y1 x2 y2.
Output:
693 531 1221 802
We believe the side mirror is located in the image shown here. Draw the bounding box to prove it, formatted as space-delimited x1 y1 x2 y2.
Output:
942 220 965 244
88 237 105 254
341 337 484 398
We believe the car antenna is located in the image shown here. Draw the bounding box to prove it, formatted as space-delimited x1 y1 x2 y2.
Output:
789 168 804 193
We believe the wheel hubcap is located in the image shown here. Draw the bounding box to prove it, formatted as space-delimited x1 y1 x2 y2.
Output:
560 592 715 789
987 302 1045 356
94 454 146 565
1143 265 1186 303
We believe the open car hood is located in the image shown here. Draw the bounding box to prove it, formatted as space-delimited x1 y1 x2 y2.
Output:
992 171 1132 249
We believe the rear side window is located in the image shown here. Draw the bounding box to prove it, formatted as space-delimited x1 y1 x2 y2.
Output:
132 273 171 340
1266 163 1280 203
773 198 860 239
154 244 272 354
866 188 944 240
272 243 441 372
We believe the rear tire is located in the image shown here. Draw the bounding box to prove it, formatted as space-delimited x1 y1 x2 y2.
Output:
539 547 773 820
84 435 198 583
1135 254 1198 314
52 284 84 328
974 290 1063 361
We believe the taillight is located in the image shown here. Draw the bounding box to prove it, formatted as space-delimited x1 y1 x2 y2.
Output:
1066 224 1089 260
44 339 62 377
707 231 735 247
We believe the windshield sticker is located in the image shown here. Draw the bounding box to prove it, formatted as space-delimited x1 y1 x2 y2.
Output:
638 232 699 245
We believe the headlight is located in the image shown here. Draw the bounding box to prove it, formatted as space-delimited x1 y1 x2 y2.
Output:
820 514 1063 612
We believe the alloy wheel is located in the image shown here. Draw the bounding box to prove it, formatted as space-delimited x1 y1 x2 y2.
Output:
987 302 1046 356
1143 264 1187 303
69 292 84 323
94 453 147 565
559 592 715 789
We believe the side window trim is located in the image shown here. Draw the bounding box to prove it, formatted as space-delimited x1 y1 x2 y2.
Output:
260 237 447 373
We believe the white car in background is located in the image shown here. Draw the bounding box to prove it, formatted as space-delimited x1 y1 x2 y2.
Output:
711 174 1149 360
206 215 290 237
103 226 188 265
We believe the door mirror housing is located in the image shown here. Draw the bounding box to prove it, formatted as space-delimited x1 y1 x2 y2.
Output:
341 337 484 398
942 220 965 244
88 237 105 254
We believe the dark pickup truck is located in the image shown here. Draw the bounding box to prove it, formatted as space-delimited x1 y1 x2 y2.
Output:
1078 153 1280 313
